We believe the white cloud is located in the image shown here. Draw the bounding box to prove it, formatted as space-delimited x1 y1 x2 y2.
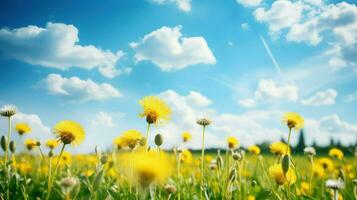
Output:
241 23 250 31
255 79 299 102
303 0 324 7
254 0 303 33
304 114 357 146
149 0 191 12
130 26 216 71
238 98 256 108
156 90 285 149
0 22 125 78
345 91 357 103
301 89 337 106
236 0 263 7
42 74 121 102
91 112 117 127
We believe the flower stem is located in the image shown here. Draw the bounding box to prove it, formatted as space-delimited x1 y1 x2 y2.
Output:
177 153 181 200
5 117 12 200
286 128 292 154
200 125 206 200
45 143 66 200
145 123 151 150
309 156 314 194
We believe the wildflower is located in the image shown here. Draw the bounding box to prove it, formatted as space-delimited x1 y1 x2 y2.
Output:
24 139 37 151
326 179 345 190
248 195 255 200
269 164 296 185
248 145 261 155
139 96 171 124
269 141 290 155
53 120 85 146
165 184 177 194
59 152 72 166
60 177 78 194
197 118 211 126
0 104 17 117
313 164 325 178
318 157 334 171
119 151 172 187
227 136 239 149
121 130 143 149
182 132 192 142
83 169 95 177
329 148 344 160
282 112 304 131
304 146 316 156
45 139 59 149
113 136 125 150
180 149 193 163
300 182 310 195
15 123 31 135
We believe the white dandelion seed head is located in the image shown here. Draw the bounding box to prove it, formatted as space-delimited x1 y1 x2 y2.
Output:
326 179 345 190
0 104 17 117
304 147 316 156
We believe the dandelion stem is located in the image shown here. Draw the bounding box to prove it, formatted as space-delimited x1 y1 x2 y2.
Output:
341 158 351 181
200 125 206 200
286 128 292 154
145 123 151 150
309 156 314 194
177 153 181 200
5 117 12 200
45 143 66 200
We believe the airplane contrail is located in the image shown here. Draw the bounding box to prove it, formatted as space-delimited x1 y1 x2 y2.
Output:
260 35 282 74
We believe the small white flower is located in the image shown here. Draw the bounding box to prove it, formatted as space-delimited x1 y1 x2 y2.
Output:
0 104 17 117
326 179 345 190
60 177 78 193
304 147 316 156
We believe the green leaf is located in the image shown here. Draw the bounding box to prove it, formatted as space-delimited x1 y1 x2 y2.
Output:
282 154 290 174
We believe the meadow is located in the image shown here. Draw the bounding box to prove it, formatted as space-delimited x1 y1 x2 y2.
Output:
0 97 356 200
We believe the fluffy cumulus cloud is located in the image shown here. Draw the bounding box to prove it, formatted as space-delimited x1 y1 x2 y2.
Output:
130 26 216 71
236 0 262 7
305 114 357 146
254 0 303 33
0 22 126 78
91 111 117 127
149 0 191 12
345 91 357 103
238 79 299 108
255 79 298 102
252 0 357 72
301 89 337 106
42 74 121 102
155 90 285 149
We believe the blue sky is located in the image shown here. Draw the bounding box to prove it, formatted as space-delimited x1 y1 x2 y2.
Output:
0 0 356 153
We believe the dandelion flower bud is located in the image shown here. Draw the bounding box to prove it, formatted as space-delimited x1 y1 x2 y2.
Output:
232 152 242 161
197 118 211 126
165 184 177 194
48 150 54 157
217 154 224 169
36 141 41 146
229 168 236 181
100 155 108 164
60 177 78 193
304 147 316 156
0 104 17 117
1 136 7 151
154 134 163 146
326 179 345 190
9 141 15 153
251 180 257 187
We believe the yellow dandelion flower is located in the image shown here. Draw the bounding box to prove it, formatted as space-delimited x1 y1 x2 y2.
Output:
318 157 334 171
248 145 261 155
15 123 31 135
139 96 171 124
328 148 344 160
113 136 125 150
227 136 239 149
121 130 143 149
17 163 32 174
182 132 192 142
83 169 94 177
45 139 59 149
119 151 173 187
205 155 213 163
282 112 304 131
248 195 255 200
53 120 85 146
300 182 310 195
59 152 72 166
313 164 325 178
269 164 296 185
180 149 193 163
269 141 290 155
24 139 37 151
